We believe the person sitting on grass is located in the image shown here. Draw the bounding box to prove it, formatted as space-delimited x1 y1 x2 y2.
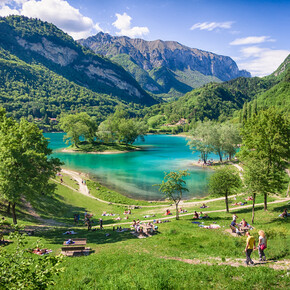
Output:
193 211 199 219
200 203 208 209
280 208 289 218
164 209 171 215
230 220 241 235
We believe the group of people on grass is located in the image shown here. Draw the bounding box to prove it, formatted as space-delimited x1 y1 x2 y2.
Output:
230 214 253 235
193 211 209 219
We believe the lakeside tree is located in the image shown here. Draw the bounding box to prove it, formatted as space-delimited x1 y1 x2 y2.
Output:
59 113 97 147
238 108 290 210
187 121 213 164
187 121 240 163
156 170 189 220
208 167 241 213
0 108 61 224
220 122 241 160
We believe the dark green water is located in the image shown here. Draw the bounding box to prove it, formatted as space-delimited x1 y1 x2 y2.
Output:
45 133 216 200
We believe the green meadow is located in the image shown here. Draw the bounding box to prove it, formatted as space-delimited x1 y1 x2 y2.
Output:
1 172 289 289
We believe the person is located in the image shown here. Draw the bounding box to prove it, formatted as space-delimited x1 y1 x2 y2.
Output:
193 211 199 219
245 231 256 266
230 220 241 235
232 214 238 222
99 218 103 230
258 230 267 261
241 219 248 228
74 214 78 224
86 217 91 231
280 208 288 218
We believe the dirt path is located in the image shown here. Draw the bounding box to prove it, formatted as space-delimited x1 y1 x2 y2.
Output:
161 256 290 270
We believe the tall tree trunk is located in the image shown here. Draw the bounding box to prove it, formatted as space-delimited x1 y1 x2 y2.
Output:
225 191 229 213
7 202 11 215
11 202 17 225
264 193 267 211
175 202 179 220
219 151 223 162
252 193 256 224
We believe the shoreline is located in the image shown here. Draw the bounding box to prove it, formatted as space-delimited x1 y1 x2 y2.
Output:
60 147 143 155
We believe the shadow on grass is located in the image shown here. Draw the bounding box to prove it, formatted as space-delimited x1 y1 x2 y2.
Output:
27 193 87 224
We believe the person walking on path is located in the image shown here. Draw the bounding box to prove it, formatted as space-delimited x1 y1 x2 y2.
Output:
258 230 267 261
99 218 103 230
245 231 256 266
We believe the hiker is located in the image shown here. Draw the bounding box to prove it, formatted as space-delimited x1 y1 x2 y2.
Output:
245 231 256 266
258 230 267 261
99 218 103 230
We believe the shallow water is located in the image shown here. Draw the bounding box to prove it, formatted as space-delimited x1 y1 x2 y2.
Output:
45 133 217 200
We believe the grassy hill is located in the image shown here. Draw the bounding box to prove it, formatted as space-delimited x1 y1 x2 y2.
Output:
1 171 289 288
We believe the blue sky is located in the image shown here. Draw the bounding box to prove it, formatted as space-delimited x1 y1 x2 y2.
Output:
0 0 289 76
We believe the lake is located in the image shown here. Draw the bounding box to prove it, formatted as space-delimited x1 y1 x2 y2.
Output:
45 133 217 200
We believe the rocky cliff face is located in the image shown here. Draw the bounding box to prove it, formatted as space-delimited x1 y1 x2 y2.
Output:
79 32 250 82
0 16 157 106
79 33 250 99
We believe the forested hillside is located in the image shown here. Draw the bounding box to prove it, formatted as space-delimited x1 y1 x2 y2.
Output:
0 16 158 117
0 48 142 123
143 54 289 126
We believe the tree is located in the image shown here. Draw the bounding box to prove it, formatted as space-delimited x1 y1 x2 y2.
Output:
156 170 189 220
208 167 241 212
59 113 97 147
243 159 272 224
187 121 213 164
0 109 61 224
239 108 290 210
0 222 63 288
117 119 148 145
220 122 241 160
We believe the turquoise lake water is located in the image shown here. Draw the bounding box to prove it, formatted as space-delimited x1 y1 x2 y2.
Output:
45 133 217 200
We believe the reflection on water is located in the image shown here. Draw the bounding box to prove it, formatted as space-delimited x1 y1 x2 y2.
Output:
45 133 216 200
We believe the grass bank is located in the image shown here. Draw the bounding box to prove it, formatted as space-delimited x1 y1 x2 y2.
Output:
63 141 142 153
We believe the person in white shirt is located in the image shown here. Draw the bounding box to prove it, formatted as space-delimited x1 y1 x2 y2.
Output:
258 230 267 261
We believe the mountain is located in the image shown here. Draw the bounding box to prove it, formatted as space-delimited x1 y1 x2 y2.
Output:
79 32 250 100
0 16 157 107
256 54 290 109
143 55 289 124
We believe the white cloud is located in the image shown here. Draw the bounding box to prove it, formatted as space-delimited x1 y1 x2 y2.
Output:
230 36 275 45
190 21 234 31
0 0 103 39
112 12 149 38
237 46 289 77
0 5 20 16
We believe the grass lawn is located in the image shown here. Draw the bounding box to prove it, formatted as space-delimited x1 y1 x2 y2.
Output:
1 174 289 289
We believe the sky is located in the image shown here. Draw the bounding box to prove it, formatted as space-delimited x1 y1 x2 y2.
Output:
0 0 289 77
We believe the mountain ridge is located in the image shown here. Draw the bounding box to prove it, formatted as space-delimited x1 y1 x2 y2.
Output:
79 32 250 99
